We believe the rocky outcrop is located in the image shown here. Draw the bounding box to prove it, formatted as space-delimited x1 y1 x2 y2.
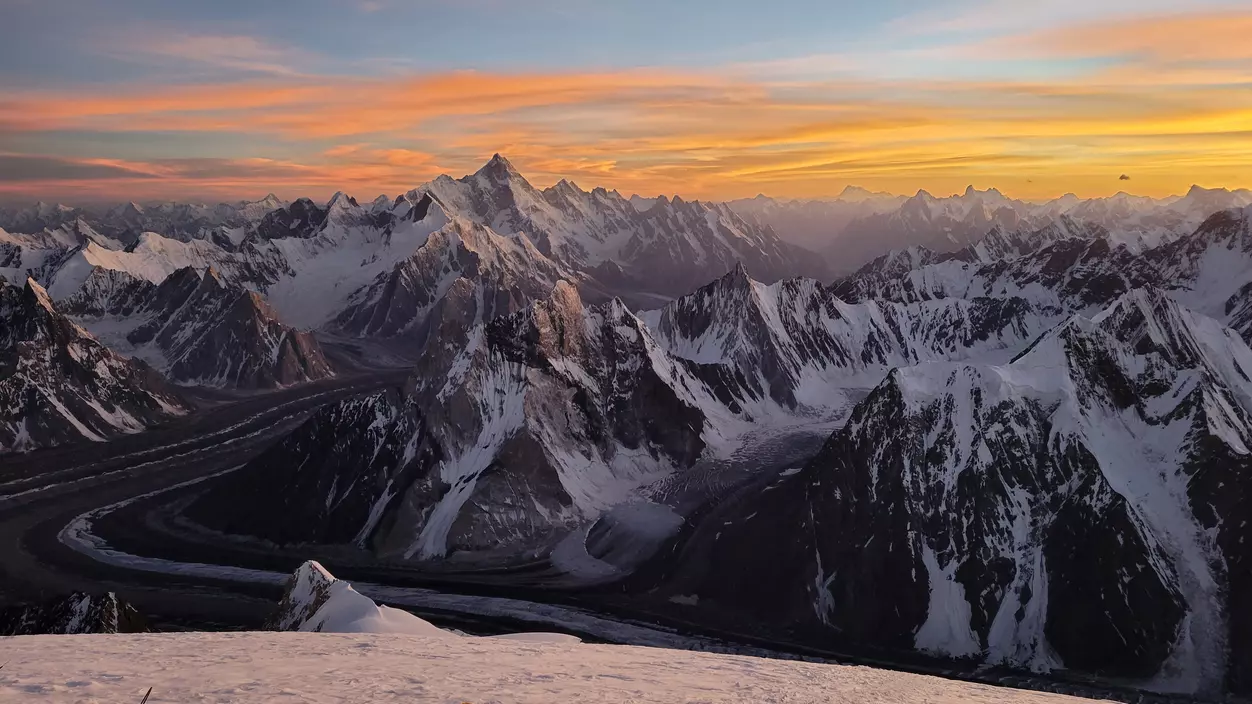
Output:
66 266 333 389
649 264 1054 409
0 592 150 635
268 561 342 631
0 279 186 453
127 267 333 388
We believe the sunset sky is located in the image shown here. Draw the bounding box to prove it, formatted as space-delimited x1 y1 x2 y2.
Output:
1 0 1250 203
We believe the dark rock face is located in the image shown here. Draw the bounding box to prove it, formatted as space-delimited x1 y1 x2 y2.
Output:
0 279 186 453
250 198 329 241
185 388 432 546
92 266 334 389
0 592 150 635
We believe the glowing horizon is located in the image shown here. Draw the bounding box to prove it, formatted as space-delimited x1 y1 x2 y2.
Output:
1 1 1249 204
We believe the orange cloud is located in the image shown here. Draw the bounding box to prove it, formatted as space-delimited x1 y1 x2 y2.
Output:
1028 11 1252 63
2 10 1251 202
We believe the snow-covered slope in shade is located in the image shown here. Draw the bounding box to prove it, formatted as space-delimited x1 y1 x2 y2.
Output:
648 263 1057 409
960 217 1107 263
1156 205 1252 326
331 204 566 341
44 234 238 300
186 281 739 560
186 267 1057 564
0 632 1103 704
833 204 1252 343
0 279 187 453
663 288 1252 697
0 227 72 287
268 560 579 644
64 266 333 389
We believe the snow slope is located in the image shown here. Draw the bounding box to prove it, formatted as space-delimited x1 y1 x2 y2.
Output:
0 632 1101 704
0 279 187 453
668 288 1252 696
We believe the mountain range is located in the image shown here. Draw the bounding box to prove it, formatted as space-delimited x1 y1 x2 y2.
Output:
3 156 1252 698
732 185 1252 274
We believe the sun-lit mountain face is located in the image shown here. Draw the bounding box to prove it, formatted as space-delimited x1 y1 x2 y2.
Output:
0 1 1248 204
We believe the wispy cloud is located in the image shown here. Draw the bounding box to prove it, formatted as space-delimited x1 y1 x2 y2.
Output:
94 29 314 78
1011 11 1252 62
1 8 1250 201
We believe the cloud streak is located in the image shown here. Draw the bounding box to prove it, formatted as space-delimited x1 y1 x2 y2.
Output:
1 9 1249 202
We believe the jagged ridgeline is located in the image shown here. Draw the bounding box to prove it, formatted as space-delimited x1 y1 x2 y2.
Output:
6 159 1252 699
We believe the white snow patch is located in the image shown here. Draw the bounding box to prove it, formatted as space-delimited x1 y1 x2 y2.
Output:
914 545 981 659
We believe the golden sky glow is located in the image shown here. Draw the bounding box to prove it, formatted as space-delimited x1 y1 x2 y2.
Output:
0 5 1249 203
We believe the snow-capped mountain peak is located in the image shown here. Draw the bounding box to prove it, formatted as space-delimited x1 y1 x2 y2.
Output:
475 153 525 183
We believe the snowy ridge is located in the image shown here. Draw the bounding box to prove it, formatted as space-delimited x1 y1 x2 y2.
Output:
834 204 1252 344
679 288 1252 697
268 560 579 644
649 264 1056 411
67 266 333 389
333 210 567 340
269 560 450 637
404 154 827 299
789 183 1252 274
192 264 1057 564
190 280 756 559
0 279 187 453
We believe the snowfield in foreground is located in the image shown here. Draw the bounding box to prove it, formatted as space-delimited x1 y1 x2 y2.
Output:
0 632 1100 704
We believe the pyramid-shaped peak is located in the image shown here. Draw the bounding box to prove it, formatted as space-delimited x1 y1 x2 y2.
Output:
201 265 227 285
326 191 358 209
719 261 755 290
478 153 521 178
23 277 56 313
